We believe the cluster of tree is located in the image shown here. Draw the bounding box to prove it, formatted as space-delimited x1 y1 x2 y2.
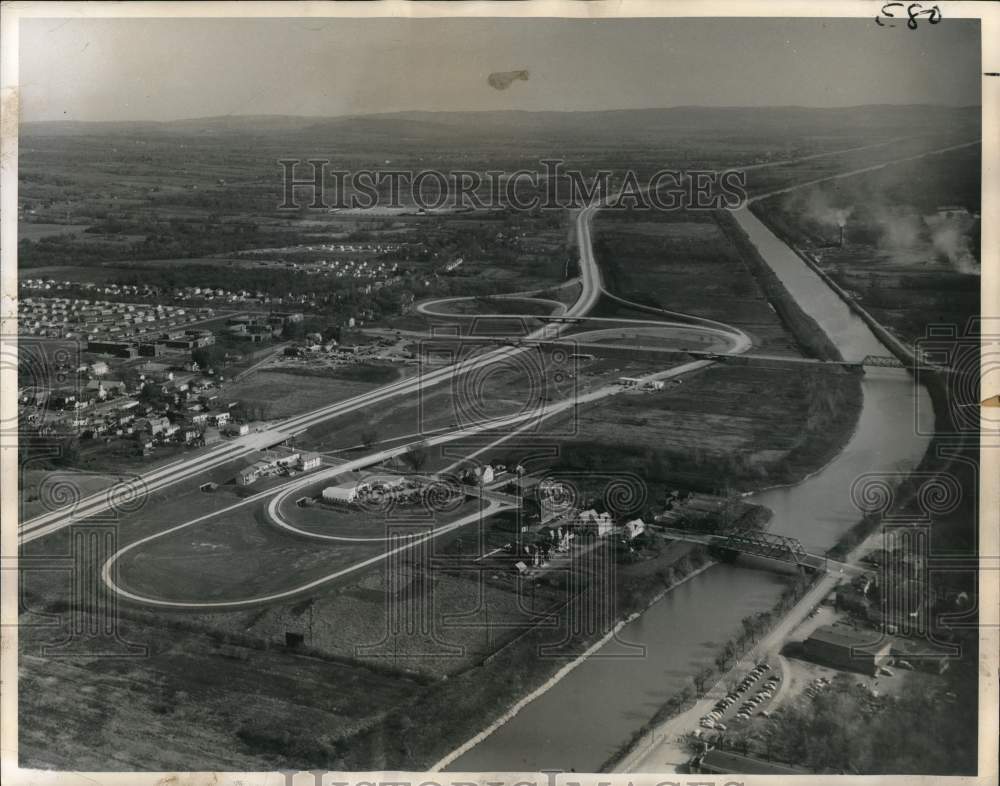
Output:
717 649 978 774
18 218 292 268
20 429 81 469
231 400 273 422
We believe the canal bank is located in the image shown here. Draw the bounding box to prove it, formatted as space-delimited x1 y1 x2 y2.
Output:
441 205 933 773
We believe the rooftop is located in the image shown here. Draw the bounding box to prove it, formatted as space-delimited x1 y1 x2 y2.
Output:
698 749 809 775
806 624 891 654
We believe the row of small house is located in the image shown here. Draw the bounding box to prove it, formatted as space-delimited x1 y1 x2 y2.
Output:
18 294 214 341
499 513 649 573
236 451 323 485
22 362 224 415
67 405 247 448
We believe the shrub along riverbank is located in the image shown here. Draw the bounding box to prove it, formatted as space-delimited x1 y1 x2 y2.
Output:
598 571 816 772
334 541 716 770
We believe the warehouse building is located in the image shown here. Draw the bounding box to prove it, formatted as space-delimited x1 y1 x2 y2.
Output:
322 482 360 505
693 749 809 775
802 624 893 675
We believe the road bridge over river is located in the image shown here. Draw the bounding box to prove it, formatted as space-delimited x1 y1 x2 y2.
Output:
656 526 866 577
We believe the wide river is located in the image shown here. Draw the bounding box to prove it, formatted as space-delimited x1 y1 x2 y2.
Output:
446 206 933 772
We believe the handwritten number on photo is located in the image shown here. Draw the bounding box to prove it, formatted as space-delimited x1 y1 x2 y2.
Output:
877 2 943 29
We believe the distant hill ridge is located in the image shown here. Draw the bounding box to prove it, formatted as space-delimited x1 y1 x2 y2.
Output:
21 104 980 143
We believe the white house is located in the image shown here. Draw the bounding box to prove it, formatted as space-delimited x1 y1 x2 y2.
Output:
299 452 322 472
322 483 359 505
577 508 614 537
624 519 646 540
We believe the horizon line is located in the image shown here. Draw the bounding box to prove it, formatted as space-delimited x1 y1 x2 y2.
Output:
20 102 983 126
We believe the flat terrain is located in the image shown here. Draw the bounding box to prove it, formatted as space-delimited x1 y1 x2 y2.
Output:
18 621 422 771
752 146 980 346
544 362 861 492
215 366 403 419
594 210 802 355
294 347 674 457
114 494 486 603
17 106 980 773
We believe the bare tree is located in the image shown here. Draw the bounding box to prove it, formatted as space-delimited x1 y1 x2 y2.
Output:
402 441 430 473
360 424 378 448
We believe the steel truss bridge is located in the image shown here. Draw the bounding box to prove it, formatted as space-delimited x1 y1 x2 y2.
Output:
859 354 905 368
657 526 864 576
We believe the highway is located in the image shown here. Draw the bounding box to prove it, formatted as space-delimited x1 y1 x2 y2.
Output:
28 132 969 548
99 348 722 609
19 189 743 547
44 134 951 589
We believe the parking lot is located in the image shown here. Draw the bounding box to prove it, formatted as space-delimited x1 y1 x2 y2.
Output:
699 661 782 733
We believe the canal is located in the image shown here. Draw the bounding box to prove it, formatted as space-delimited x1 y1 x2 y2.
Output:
445 206 933 772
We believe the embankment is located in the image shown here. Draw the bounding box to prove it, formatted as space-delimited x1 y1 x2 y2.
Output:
715 208 843 362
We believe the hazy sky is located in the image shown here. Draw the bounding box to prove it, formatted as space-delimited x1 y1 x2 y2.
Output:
19 17 981 122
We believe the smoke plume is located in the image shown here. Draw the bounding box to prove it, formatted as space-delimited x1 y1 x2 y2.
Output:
923 213 979 275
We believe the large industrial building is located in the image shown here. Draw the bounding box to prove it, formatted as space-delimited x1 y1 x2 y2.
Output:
802 624 893 675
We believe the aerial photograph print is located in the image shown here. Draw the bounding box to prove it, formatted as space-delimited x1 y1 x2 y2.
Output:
2 3 997 784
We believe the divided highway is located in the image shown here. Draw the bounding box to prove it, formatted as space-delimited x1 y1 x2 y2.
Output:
19 193 741 547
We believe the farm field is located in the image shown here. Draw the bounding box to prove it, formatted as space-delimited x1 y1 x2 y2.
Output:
18 223 92 241
183 559 571 678
293 346 673 457
593 210 803 355
15 101 982 775
113 490 489 603
18 619 422 771
742 131 980 198
543 362 862 493
19 468 121 521
215 366 404 420
751 146 980 347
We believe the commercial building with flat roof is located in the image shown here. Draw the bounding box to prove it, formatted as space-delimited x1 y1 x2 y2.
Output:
803 624 892 675
693 749 809 775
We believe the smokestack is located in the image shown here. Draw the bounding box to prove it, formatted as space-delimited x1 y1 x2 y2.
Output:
839 225 845 247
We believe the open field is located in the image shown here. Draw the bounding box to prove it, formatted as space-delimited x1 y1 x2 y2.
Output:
16 104 982 774
18 619 423 771
594 210 802 355
752 146 980 347
293 347 675 457
541 362 862 493
742 132 980 198
214 367 401 419
113 492 486 603
423 296 562 317
179 560 572 678
19 468 121 521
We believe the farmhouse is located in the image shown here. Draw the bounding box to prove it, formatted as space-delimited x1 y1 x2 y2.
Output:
623 518 646 540
236 465 258 486
576 508 613 537
299 452 322 471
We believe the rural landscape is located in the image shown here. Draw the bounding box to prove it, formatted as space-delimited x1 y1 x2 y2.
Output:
9 12 989 781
